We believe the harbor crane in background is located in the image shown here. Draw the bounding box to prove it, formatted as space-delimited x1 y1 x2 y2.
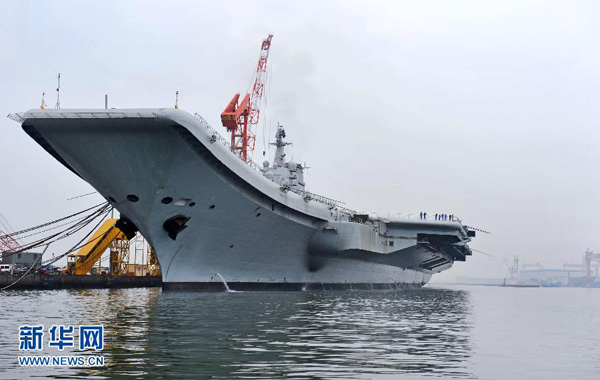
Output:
220 34 273 162
562 250 600 281
584 249 600 280
503 256 520 285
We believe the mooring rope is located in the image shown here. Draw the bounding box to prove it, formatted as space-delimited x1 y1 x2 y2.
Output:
66 191 98 201
0 205 113 291
0 202 108 239
465 226 492 235
0 203 111 258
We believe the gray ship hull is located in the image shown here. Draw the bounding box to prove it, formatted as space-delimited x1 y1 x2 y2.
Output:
15 109 473 290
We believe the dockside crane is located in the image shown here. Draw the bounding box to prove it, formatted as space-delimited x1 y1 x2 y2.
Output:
221 34 273 162
66 218 161 277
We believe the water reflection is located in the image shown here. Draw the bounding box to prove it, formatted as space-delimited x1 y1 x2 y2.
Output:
0 288 473 379
118 289 472 379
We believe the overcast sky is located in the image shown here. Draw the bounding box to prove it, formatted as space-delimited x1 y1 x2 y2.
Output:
1 0 599 280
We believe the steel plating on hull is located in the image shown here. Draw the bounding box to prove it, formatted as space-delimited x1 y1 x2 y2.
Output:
12 108 475 290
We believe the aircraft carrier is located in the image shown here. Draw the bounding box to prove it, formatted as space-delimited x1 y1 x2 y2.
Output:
9 108 475 290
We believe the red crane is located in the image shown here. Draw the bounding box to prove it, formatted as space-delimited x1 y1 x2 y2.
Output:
0 214 20 255
0 231 19 255
221 34 273 162
584 249 600 279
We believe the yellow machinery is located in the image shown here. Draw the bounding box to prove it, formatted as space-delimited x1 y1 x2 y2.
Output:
109 236 130 276
67 218 128 275
146 246 161 277
66 217 161 276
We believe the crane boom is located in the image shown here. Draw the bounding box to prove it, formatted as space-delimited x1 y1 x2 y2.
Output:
221 34 273 162
66 218 128 275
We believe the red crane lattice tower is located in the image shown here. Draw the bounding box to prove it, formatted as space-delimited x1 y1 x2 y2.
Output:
584 249 600 280
221 34 273 162
0 229 19 256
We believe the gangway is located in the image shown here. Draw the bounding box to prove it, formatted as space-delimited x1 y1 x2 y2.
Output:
67 218 129 275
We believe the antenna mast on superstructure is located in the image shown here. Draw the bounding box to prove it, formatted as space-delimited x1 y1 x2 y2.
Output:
175 91 179 109
40 92 47 110
55 73 61 109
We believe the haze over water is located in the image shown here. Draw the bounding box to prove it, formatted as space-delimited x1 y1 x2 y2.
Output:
1 286 598 379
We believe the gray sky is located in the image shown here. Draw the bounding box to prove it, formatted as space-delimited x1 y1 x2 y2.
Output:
1 0 599 280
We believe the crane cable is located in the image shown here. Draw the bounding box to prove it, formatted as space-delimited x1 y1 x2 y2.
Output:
262 64 270 156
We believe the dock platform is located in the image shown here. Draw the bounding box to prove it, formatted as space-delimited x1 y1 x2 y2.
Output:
0 274 162 290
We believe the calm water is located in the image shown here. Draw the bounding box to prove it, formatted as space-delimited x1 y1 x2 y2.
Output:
0 285 599 379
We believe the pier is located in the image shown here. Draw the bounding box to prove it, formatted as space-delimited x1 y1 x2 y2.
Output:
0 274 162 290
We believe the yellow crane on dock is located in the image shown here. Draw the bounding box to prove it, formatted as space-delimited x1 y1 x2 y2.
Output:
67 219 125 275
66 218 160 276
